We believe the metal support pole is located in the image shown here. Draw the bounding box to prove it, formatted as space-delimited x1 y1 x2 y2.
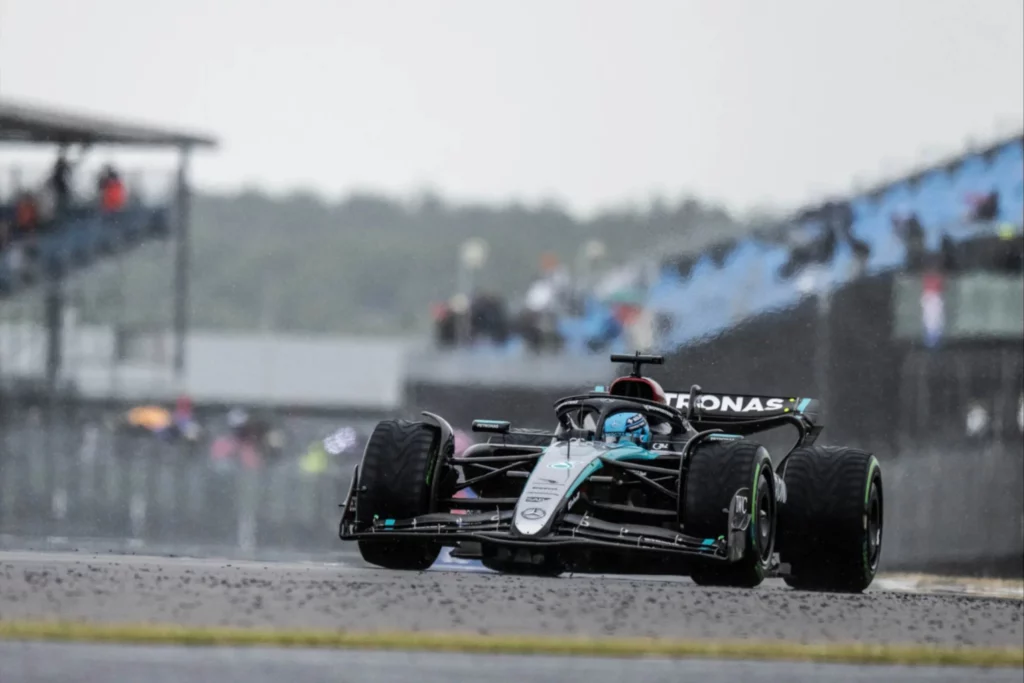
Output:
43 277 64 396
172 147 192 386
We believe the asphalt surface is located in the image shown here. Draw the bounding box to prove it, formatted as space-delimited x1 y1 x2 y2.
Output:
0 551 1021 647
2 642 1020 683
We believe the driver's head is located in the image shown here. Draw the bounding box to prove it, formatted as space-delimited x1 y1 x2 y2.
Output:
603 412 651 446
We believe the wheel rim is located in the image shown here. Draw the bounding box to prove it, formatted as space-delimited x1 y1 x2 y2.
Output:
866 481 882 571
755 471 774 562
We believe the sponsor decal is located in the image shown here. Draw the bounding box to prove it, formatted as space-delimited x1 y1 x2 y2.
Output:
523 496 550 503
520 508 546 520
567 491 581 511
625 414 647 431
664 393 788 413
548 461 577 470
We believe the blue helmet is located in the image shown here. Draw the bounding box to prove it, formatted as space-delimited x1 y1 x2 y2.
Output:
603 412 651 446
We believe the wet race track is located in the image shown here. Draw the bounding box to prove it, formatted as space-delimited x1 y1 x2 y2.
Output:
0 549 1021 681
4 642 1022 683
0 550 1021 645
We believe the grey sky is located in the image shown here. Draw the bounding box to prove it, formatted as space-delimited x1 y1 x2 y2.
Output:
1 0 1022 215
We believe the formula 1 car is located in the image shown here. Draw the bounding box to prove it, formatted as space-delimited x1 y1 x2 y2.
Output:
338 353 883 593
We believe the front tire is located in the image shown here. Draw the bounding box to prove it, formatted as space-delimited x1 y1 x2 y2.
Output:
778 446 883 593
683 439 776 588
356 419 443 570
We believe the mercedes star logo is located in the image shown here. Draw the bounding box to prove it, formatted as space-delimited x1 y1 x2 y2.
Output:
520 508 546 520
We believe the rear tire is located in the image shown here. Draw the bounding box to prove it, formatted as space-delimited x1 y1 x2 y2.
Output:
683 439 776 588
356 419 442 570
778 446 883 593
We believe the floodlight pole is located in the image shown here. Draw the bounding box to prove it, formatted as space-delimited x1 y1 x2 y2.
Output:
172 145 192 387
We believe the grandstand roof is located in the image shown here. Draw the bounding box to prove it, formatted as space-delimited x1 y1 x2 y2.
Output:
0 99 217 148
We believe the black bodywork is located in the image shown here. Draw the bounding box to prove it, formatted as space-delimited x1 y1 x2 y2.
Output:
338 354 823 573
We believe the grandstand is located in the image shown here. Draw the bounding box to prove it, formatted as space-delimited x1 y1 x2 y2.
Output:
425 133 1023 361
559 133 1024 356
412 133 1024 450
0 99 217 402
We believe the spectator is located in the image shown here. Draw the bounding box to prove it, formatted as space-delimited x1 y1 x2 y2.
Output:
98 165 127 213
49 148 72 216
432 302 457 348
920 272 944 348
209 407 262 471
672 254 696 279
939 234 958 273
520 278 563 353
539 252 572 312
172 394 201 442
586 310 623 353
892 211 927 272
469 291 511 345
849 237 871 277
14 192 39 237
708 240 736 268
779 222 835 280
965 190 999 223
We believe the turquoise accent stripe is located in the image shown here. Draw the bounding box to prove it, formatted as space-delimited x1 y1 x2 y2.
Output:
709 433 742 440
562 444 661 500
701 538 716 546
384 519 395 527
796 398 811 413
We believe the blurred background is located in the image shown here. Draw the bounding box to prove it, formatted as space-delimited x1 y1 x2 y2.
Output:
0 0 1021 576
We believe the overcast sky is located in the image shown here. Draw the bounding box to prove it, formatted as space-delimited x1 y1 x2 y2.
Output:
1 0 1022 215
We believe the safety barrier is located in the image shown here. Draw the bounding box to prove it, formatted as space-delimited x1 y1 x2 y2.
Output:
0 417 354 554
0 413 1020 576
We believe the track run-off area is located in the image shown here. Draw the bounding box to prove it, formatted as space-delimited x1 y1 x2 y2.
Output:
0 549 1020 677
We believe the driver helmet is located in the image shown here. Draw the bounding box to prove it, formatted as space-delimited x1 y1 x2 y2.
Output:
603 411 651 446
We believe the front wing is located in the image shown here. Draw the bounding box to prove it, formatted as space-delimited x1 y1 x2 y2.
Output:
339 491 753 563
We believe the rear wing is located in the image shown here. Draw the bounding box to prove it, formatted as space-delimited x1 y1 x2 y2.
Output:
664 390 821 427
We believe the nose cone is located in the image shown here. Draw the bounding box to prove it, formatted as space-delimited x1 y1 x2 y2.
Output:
512 442 605 536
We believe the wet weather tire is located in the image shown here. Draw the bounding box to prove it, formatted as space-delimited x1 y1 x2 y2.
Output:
683 439 776 588
356 419 442 570
778 446 883 593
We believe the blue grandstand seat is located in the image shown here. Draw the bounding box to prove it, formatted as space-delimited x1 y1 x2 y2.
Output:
570 138 1023 356
0 207 168 295
851 196 877 221
990 144 1024 223
880 182 915 217
994 140 1023 165
914 170 955 230
950 154 990 196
